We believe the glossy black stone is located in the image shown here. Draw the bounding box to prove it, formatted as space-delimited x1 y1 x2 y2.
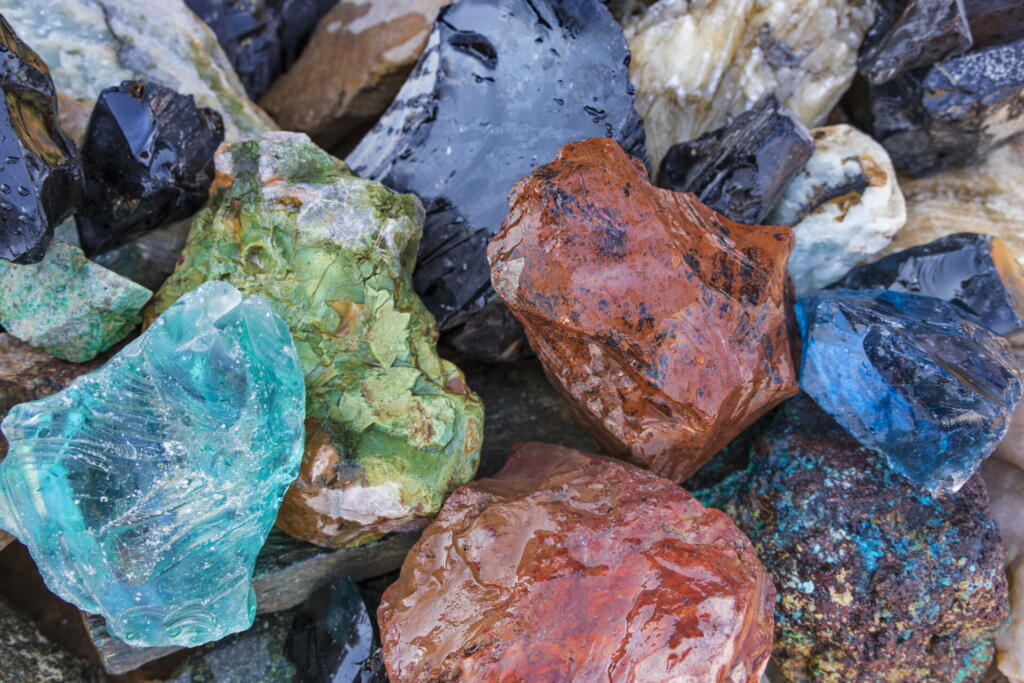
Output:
656 96 813 225
858 0 973 85
346 0 646 363
286 577 383 683
184 0 336 100
965 0 1024 50
0 14 81 264
75 80 224 256
831 232 1024 336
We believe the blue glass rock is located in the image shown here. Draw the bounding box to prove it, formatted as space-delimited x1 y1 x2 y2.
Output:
0 281 305 647
795 288 1023 494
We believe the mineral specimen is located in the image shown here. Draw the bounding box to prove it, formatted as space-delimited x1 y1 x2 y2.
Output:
795 288 1023 493
76 80 225 256
379 442 775 682
0 281 306 647
624 0 875 167
857 0 972 84
0 14 82 264
966 0 1024 50
260 0 450 154
149 132 483 549
657 96 814 225
866 37 1024 176
91 219 192 292
0 241 151 363
699 395 1009 682
488 138 798 482
996 347 1024 471
0 0 275 141
166 610 297 683
767 124 906 294
834 233 1024 336
347 0 646 362
0 597 95 683
184 0 336 100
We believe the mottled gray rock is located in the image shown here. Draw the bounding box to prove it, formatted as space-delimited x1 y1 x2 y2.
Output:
0 598 96 682
166 610 297 683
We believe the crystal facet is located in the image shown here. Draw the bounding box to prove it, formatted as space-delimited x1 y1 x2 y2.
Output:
0 281 306 647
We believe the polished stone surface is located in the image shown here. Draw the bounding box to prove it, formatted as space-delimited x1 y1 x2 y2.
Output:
489 138 798 482
347 0 646 362
858 0 972 84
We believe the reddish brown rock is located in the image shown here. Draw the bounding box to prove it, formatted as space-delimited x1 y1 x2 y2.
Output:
487 138 799 482
378 442 775 683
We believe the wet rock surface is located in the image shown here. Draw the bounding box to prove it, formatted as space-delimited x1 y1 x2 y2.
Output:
379 442 775 683
699 395 1010 682
857 0 972 84
76 80 224 256
489 138 798 482
347 0 646 362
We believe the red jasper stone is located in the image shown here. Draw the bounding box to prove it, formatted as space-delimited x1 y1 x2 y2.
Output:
487 138 799 482
378 442 775 682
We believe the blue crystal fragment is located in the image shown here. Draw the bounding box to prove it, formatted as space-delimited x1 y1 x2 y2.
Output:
795 288 1023 493
0 281 305 647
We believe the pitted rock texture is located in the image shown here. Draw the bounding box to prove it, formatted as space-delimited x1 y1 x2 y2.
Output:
379 442 775 683
488 138 799 483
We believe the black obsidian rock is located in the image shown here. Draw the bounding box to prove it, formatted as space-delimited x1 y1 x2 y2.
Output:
857 0 973 85
0 14 81 264
286 577 384 683
832 232 1024 336
184 0 336 100
656 96 813 225
964 0 1024 50
346 0 646 363
75 80 224 256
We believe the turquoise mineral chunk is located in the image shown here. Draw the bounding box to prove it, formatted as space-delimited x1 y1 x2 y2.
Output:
0 281 305 648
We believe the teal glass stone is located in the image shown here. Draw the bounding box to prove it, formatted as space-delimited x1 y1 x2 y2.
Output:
0 281 305 648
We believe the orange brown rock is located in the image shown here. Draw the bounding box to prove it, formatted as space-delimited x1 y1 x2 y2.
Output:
378 442 775 682
487 138 799 482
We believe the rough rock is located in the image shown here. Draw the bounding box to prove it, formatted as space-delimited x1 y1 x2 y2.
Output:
183 0 335 100
858 0 972 84
166 610 297 683
624 0 875 168
149 132 483 549
91 219 192 292
834 233 1024 335
76 80 225 256
260 0 450 154
488 138 798 483
699 395 1010 682
0 14 82 264
796 288 1023 493
768 124 906 294
379 442 775 683
0 597 96 682
0 281 306 647
0 241 152 362
996 347 1024 471
0 0 275 141
347 0 646 363
657 96 814 225
966 0 1024 50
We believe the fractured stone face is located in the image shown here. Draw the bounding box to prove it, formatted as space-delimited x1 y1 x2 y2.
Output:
488 138 798 483
380 442 775 682
857 0 972 84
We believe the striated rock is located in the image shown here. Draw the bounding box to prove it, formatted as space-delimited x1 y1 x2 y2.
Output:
768 124 906 294
657 96 814 225
488 138 798 483
796 288 1023 493
260 0 450 154
624 0 874 168
76 80 225 256
0 0 275 141
0 14 82 264
0 281 306 647
834 233 1024 336
184 0 335 101
966 0 1024 50
167 610 297 683
858 0 972 84
149 132 483 549
700 396 1009 682
0 597 95 683
380 442 775 682
0 241 152 363
347 0 646 362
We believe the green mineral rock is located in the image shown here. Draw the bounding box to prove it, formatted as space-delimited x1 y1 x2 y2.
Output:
149 131 484 549
0 241 152 363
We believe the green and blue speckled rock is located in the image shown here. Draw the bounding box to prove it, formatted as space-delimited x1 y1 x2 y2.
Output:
148 132 483 549
698 395 1009 682
0 241 151 362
